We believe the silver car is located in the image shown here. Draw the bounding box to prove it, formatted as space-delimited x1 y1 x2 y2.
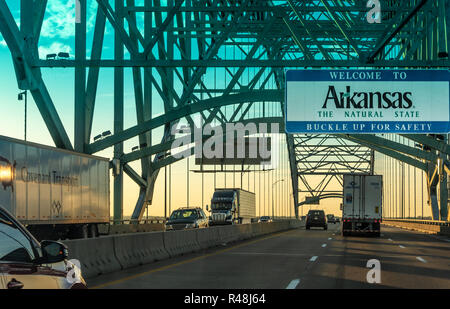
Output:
0 206 86 289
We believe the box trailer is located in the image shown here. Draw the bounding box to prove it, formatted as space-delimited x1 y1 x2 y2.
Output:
342 174 382 237
207 188 256 225
0 135 110 240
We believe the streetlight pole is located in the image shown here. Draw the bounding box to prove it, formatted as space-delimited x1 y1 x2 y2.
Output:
18 91 27 141
272 179 284 219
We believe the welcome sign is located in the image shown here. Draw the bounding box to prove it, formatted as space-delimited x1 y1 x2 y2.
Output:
285 70 450 134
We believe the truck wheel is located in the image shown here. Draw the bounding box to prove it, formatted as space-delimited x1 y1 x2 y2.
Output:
74 225 89 239
306 226 310 230
324 225 328 230
89 224 98 238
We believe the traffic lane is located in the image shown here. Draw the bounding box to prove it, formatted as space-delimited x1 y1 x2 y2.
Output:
299 225 450 288
88 225 339 289
378 225 450 288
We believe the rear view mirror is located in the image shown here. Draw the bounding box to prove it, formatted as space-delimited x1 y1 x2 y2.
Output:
40 240 68 264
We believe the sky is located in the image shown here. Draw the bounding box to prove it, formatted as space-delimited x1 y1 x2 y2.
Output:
0 1 432 220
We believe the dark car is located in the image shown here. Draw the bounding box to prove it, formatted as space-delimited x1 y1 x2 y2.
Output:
327 214 337 224
306 210 328 230
258 216 273 223
165 207 209 231
0 206 87 289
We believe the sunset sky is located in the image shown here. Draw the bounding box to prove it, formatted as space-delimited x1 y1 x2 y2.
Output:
0 1 433 220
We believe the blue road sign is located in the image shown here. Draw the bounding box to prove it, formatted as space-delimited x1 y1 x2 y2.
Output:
285 69 450 134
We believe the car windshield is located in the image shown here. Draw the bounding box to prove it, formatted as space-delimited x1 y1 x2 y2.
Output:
0 212 35 263
169 210 198 220
211 202 232 210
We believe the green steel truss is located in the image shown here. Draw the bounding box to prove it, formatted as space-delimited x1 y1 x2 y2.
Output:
0 0 449 221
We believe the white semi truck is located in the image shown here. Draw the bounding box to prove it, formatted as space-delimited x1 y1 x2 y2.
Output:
342 174 382 237
0 135 110 240
207 188 256 225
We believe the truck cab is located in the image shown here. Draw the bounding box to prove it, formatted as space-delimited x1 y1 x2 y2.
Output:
208 190 237 225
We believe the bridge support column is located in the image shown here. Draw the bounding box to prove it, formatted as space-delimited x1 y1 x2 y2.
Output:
426 164 440 220
113 0 124 224
438 138 448 220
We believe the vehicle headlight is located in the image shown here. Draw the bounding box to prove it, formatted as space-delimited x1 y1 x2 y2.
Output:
165 224 173 230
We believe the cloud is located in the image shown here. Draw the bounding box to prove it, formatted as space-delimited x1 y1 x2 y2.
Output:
40 1 97 39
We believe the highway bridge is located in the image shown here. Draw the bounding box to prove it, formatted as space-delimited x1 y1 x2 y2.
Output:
0 0 449 290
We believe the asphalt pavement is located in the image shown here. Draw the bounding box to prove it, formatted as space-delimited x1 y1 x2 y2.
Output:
88 223 450 289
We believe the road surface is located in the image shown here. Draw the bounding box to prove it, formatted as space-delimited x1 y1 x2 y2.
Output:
88 223 450 289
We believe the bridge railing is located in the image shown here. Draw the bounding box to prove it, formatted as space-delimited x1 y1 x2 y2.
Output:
382 218 450 236
383 218 450 226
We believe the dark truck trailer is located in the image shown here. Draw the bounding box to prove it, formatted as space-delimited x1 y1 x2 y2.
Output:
342 174 382 237
208 188 256 225
0 135 110 240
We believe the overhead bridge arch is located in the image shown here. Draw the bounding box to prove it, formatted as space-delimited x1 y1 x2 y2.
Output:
297 193 343 208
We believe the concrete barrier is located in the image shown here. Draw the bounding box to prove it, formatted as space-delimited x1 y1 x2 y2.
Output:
98 223 165 235
63 236 121 279
63 219 304 280
196 227 221 249
250 222 264 237
233 224 253 241
113 232 169 269
217 225 241 244
163 229 201 257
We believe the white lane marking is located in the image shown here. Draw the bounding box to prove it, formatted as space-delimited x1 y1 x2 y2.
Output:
310 256 318 262
321 244 327 248
399 245 405 248
416 257 427 263
430 235 450 243
227 252 309 257
286 279 300 289
388 238 393 241
328 237 332 240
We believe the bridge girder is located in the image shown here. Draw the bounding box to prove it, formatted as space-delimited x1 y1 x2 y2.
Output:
0 0 448 221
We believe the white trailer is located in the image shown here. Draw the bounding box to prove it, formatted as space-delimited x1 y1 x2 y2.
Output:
208 188 256 225
342 174 382 236
0 135 110 239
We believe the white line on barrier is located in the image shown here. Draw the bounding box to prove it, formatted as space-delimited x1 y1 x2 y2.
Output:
321 244 327 248
388 238 393 241
310 256 318 262
399 245 405 248
416 257 427 263
286 279 300 289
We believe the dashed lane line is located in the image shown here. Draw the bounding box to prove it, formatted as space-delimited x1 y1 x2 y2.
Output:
416 257 427 263
286 279 300 289
310 256 318 262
